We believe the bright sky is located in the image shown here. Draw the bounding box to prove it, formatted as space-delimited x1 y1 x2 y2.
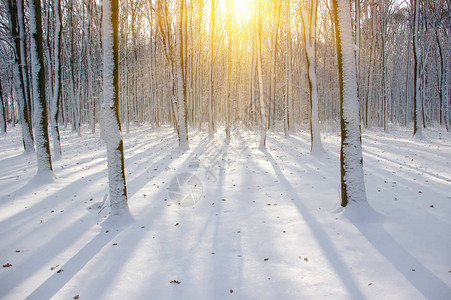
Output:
218 0 254 25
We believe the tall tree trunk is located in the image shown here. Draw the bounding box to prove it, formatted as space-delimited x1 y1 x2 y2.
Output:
434 27 446 128
176 0 189 148
7 0 34 152
365 5 377 129
209 0 215 136
382 28 389 132
256 0 266 149
269 1 281 129
0 76 6 133
225 0 232 140
285 0 294 134
301 0 325 154
51 0 62 159
29 0 53 174
332 0 367 207
17 0 32 124
102 0 128 214
405 33 412 126
412 0 423 138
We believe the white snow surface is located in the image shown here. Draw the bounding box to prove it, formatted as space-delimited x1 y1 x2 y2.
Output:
0 124 450 299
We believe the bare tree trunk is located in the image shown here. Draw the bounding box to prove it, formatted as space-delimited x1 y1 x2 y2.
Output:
29 0 53 175
269 1 281 130
301 0 325 154
7 0 34 151
225 0 233 140
256 0 266 149
405 33 411 126
17 0 32 124
51 0 62 159
412 0 423 138
285 0 294 135
102 0 128 214
209 0 215 136
434 27 446 128
0 77 6 133
332 0 367 207
176 0 189 148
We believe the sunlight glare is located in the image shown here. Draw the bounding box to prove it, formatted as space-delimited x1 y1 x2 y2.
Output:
219 0 254 26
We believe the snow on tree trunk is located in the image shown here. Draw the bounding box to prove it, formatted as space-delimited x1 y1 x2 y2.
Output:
51 0 62 160
301 0 325 155
29 0 53 174
176 0 189 149
285 0 294 135
209 0 215 137
102 0 128 214
17 0 32 124
412 0 424 139
7 0 34 151
225 0 232 141
256 0 266 149
332 0 367 207
269 1 280 130
0 77 6 134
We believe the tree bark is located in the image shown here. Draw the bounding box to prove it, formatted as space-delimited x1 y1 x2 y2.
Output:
285 0 294 135
301 0 325 154
51 0 62 159
0 76 6 133
7 0 34 151
412 0 423 138
269 1 281 129
176 0 189 148
102 0 128 214
256 0 266 149
225 0 233 140
209 0 215 136
29 0 53 174
332 0 367 207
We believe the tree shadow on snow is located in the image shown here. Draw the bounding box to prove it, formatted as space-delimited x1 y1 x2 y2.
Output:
26 213 134 299
261 148 367 299
346 212 451 299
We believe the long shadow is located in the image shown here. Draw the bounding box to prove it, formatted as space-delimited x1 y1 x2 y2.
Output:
0 210 97 298
351 219 451 299
126 133 210 200
0 152 35 178
24 129 196 298
0 175 102 237
26 214 133 299
125 145 181 199
363 148 450 183
261 149 367 299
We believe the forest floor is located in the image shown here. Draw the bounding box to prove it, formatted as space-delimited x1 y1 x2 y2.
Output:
0 123 450 299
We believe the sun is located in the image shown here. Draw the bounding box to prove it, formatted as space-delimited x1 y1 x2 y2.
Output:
218 0 254 27
232 0 254 23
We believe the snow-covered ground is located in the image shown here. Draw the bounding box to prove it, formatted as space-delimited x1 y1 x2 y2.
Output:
1 124 450 299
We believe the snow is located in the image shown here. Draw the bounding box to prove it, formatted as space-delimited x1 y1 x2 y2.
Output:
0 124 450 299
